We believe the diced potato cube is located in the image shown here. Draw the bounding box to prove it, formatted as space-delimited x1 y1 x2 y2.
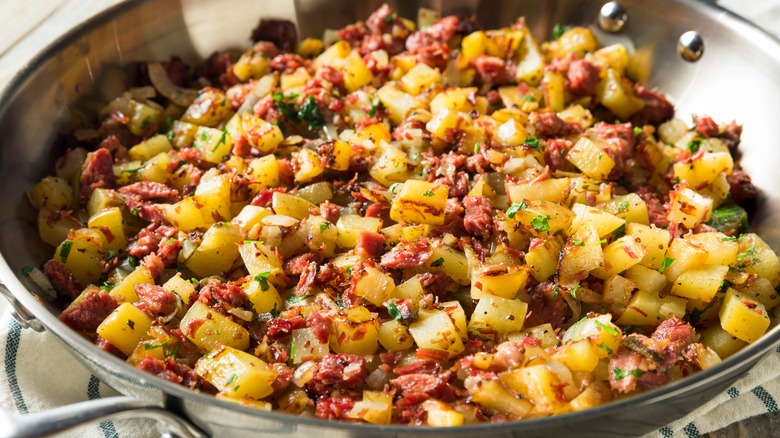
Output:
471 264 530 299
163 274 196 305
623 264 668 294
468 294 528 339
291 327 329 364
627 223 670 269
87 207 128 251
566 137 616 180
499 365 567 415
348 391 393 425
292 148 325 183
525 237 563 282
547 27 598 58
616 289 687 326
390 180 447 225
461 31 487 59
181 88 231 127
668 187 713 229
596 68 644 120
238 241 284 285
719 288 770 343
426 245 470 286
423 400 464 427
272 192 315 220
180 301 250 351
506 178 570 204
670 264 729 302
328 306 380 355
507 323 558 349
233 50 271 81
128 135 172 162
54 229 106 286
599 194 649 225
185 223 243 278
511 200 576 237
561 314 622 359
602 274 637 306
321 140 356 171
591 236 647 279
554 339 600 371
469 379 533 419
246 155 280 192
378 320 415 351
409 308 465 358
193 127 232 164
543 71 566 113
559 223 603 287
736 277 780 309
109 267 154 304
353 266 395 306
369 144 414 187
686 232 739 266
343 50 374 92
195 345 276 400
28 177 74 210
240 113 284 153
515 29 545 85
592 44 629 74
569 381 612 412
37 209 80 247
376 83 421 124
242 276 282 314
700 324 747 359
96 303 154 356
570 203 625 238
401 63 440 95
336 214 382 248
663 237 708 282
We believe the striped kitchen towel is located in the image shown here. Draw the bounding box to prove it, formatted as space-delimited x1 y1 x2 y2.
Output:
0 302 156 438
2 298 780 438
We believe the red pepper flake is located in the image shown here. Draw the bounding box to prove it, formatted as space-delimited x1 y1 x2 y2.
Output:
629 306 648 317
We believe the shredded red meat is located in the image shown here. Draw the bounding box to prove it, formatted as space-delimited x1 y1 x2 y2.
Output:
59 289 118 331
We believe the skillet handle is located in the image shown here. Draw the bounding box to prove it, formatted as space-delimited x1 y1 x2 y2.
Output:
0 396 207 438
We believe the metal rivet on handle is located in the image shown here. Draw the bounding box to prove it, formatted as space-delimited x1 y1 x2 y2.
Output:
599 2 628 33
678 31 704 62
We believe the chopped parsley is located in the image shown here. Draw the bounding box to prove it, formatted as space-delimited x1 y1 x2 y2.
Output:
320 222 331 233
524 137 541 151
387 301 403 321
144 339 172 350
290 341 296 359
272 91 300 122
633 126 643 135
128 257 139 269
430 257 445 267
270 302 280 318
530 214 551 232
721 236 738 242
225 373 238 386
687 138 702 154
213 127 228 152
286 294 312 304
553 23 572 39
21 266 33 275
140 116 151 130
389 183 403 194
122 166 144 173
570 285 580 299
658 257 675 273
706 202 749 236
552 284 560 298
422 190 435 197
298 95 326 131
59 241 73 263
594 320 619 336
254 272 271 291
506 200 528 219
613 368 645 380
572 239 585 246
596 343 614 355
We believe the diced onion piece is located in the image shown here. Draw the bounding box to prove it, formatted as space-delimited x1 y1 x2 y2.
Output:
227 307 254 321
147 62 198 107
262 215 300 227
26 267 56 299
293 360 318 387
365 367 390 389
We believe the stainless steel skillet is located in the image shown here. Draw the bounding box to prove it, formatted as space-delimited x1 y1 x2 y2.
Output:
1 0 780 436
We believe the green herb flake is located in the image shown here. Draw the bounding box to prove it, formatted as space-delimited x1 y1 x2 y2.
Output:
422 190 435 197
430 257 445 268
254 272 271 291
122 166 144 174
389 183 403 194
368 97 381 118
140 116 151 130
721 236 738 242
633 126 642 135
658 257 675 273
286 294 312 304
570 285 580 299
225 373 238 386
687 138 702 154
320 222 331 233
128 257 139 269
387 301 403 321
530 214 551 232
524 137 541 151
706 202 749 236
270 302 280 318
21 266 34 275
59 241 73 263
506 200 528 219
553 23 572 40
298 95 326 131
552 284 560 298
613 368 645 380
572 239 585 246
594 320 619 336
144 338 172 350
